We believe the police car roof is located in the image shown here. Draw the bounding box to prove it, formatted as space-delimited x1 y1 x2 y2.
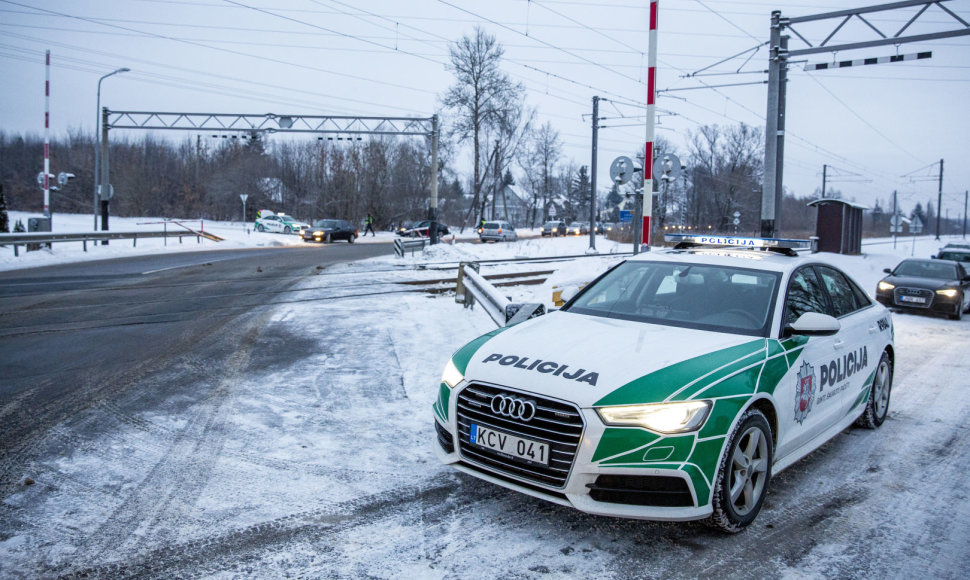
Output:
627 235 822 274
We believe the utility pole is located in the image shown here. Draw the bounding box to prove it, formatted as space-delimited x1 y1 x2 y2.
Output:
821 164 827 199
429 114 439 244
100 107 110 243
893 190 898 250
963 191 970 239
588 96 599 252
935 158 943 240
761 13 787 238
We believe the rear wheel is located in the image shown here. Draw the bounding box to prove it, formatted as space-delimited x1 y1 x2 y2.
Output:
709 408 773 533
256 224 264 232
855 351 892 429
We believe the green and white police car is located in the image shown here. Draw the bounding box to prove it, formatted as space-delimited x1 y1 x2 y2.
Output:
433 235 894 532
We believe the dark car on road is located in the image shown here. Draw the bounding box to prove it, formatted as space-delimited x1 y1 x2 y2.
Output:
398 220 450 238
936 245 970 264
876 258 970 320
302 219 358 243
541 220 566 237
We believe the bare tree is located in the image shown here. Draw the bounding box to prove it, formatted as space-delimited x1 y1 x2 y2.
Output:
441 26 524 231
687 123 763 232
519 121 562 227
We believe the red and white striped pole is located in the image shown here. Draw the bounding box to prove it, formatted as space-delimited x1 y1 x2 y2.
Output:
642 0 659 250
43 49 51 219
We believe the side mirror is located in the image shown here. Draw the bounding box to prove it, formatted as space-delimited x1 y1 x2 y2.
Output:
786 312 841 337
883 268 892 274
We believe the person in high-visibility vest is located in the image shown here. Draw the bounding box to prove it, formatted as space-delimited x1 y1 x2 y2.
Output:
365 213 376 236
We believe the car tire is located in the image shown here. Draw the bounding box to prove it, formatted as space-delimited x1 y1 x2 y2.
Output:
708 408 773 533
348 235 355 243
284 226 291 234
256 224 264 232
856 351 892 429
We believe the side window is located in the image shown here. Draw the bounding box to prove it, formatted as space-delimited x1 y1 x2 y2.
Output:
784 267 829 327
817 266 866 317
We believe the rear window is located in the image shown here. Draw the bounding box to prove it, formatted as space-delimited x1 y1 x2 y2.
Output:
484 222 501 229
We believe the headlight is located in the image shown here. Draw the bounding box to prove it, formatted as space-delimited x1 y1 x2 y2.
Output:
936 288 958 298
877 281 895 292
441 359 464 388
597 400 712 433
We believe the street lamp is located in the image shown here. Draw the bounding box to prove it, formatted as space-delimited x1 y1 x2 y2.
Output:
94 67 130 230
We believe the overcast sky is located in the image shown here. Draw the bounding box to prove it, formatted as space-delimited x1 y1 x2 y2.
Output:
2 0 968 216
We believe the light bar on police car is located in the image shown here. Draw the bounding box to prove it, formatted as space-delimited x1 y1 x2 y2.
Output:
664 233 812 251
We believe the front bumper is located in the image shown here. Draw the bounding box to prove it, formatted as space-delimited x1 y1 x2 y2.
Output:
433 383 713 521
876 288 962 317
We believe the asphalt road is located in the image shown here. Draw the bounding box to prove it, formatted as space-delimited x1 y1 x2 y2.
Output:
0 243 391 501
1 243 968 578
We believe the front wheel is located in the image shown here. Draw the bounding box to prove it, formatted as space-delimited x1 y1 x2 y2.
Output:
284 226 291 234
855 351 892 429
256 224 264 232
348 235 355 243
709 408 773 533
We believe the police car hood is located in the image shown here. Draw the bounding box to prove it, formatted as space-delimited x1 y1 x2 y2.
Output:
463 310 762 408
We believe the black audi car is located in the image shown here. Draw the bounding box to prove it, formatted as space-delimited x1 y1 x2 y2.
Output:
302 219 358 243
875 258 970 320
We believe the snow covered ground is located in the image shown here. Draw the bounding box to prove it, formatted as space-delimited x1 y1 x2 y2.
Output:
2 211 969 577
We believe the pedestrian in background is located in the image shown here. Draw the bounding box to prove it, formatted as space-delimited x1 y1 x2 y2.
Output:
364 213 376 236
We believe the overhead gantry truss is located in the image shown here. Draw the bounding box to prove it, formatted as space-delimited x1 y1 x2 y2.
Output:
105 111 435 137
98 109 443 241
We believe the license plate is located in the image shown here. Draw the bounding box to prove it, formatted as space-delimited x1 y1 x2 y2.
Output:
470 424 549 465
899 295 926 304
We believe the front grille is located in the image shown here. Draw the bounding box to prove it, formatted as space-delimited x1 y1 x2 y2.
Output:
893 287 933 308
435 420 454 454
456 384 585 489
587 474 694 507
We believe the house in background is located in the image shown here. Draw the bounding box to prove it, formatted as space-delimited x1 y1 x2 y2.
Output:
485 183 533 225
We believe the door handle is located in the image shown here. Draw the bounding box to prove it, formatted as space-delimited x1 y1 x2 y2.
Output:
867 325 879 335
833 339 845 349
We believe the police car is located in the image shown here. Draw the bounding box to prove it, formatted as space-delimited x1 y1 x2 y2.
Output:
433 235 894 532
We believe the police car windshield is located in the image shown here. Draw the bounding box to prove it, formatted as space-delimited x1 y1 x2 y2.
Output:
563 261 780 336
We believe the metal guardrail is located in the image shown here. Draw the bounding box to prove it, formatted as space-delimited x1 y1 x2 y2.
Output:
456 261 545 328
394 237 427 257
0 230 215 257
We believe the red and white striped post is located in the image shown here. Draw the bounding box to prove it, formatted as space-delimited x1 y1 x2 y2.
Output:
43 50 51 219
642 0 659 250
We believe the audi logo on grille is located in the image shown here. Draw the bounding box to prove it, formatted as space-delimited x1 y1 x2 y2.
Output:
490 394 537 422
902 288 925 295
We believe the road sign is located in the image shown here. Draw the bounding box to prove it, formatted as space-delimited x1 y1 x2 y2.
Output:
98 184 114 200
619 210 632 223
610 156 635 185
911 216 923 234
240 194 249 202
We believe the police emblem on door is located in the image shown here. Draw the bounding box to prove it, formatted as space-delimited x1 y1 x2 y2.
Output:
795 361 816 425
